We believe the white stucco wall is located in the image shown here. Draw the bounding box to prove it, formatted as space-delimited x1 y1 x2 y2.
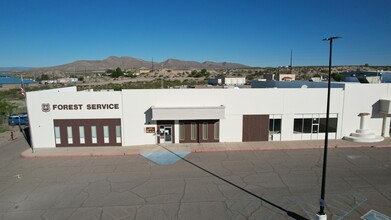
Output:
341 83 390 137
26 90 122 148
26 84 391 148
121 88 345 145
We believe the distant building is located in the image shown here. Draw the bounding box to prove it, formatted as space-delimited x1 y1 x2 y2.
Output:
264 73 296 81
208 76 246 86
138 67 150 74
251 80 344 89
0 74 38 90
341 70 391 83
57 78 78 84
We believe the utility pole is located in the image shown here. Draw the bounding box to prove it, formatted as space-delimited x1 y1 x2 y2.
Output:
152 57 154 72
290 49 293 74
317 36 341 220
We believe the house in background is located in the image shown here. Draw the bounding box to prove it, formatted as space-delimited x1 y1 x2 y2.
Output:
264 73 296 81
208 76 246 86
341 70 391 83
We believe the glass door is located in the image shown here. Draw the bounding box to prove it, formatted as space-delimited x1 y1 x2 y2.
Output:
164 126 172 143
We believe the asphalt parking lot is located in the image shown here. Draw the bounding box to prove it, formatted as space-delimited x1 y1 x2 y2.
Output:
0 138 390 220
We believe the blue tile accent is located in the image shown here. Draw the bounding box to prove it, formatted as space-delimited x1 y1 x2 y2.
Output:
362 210 391 220
141 151 190 165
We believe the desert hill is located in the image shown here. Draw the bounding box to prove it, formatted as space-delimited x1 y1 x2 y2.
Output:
30 56 249 72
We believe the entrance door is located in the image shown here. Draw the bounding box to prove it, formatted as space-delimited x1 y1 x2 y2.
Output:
157 120 175 144
164 126 172 143
179 120 219 143
311 118 319 140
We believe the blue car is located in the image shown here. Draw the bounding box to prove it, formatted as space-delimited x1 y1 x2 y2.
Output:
8 113 29 126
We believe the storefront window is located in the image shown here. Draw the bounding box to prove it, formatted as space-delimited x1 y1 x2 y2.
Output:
103 126 109 143
79 126 85 144
54 126 61 144
294 115 338 133
269 118 281 134
191 123 197 140
214 121 219 140
91 126 97 143
116 125 121 143
67 126 73 144
320 118 338 132
202 122 208 140
179 122 185 140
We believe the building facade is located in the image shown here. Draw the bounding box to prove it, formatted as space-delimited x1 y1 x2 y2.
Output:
26 84 391 148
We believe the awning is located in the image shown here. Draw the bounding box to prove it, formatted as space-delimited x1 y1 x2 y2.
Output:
380 99 391 114
151 106 225 120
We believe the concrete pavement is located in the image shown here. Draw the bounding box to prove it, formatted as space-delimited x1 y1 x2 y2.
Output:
20 138 391 158
2 135 391 219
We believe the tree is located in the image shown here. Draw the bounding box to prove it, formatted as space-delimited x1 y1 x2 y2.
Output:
0 97 16 125
107 67 124 78
331 72 343 82
41 74 49 80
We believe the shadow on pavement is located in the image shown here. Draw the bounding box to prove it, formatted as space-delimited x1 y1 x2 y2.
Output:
161 146 308 220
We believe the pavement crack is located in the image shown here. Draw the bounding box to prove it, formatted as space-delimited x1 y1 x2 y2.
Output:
99 207 103 220
177 179 187 220
277 173 293 196
80 182 92 207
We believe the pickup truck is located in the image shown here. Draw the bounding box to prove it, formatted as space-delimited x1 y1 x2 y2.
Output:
8 113 29 126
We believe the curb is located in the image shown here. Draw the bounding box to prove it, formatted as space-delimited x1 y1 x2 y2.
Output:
20 151 140 158
19 144 391 159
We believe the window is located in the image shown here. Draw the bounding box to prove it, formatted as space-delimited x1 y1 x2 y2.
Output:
191 122 197 140
214 121 220 140
294 115 338 134
54 126 61 144
294 118 315 133
202 122 208 140
179 122 185 140
67 126 73 144
319 118 338 133
294 118 314 133
91 126 97 144
116 125 121 143
269 118 281 134
79 126 85 144
103 126 109 143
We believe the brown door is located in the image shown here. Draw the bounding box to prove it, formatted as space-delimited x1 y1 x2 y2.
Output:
53 119 121 147
242 115 269 142
179 120 219 143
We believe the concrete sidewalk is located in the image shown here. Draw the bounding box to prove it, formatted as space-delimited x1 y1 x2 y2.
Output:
20 138 391 158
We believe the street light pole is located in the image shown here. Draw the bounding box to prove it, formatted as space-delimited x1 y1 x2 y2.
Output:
317 36 341 220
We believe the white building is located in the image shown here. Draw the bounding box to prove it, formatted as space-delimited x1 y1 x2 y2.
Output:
209 76 246 86
264 73 296 81
26 84 391 148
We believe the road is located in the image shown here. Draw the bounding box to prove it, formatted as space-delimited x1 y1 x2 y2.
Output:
0 138 390 219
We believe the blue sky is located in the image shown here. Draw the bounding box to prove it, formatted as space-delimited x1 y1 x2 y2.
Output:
0 0 390 67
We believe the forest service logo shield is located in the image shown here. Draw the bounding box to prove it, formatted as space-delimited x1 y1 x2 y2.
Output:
42 103 50 112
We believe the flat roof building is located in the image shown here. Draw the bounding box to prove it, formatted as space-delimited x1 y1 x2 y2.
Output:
26 83 391 148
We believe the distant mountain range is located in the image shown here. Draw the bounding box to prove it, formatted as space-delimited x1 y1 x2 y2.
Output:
26 56 250 72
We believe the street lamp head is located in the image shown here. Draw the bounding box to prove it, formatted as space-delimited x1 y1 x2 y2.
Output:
323 36 342 41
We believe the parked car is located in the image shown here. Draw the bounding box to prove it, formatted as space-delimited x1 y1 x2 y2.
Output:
8 113 29 126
